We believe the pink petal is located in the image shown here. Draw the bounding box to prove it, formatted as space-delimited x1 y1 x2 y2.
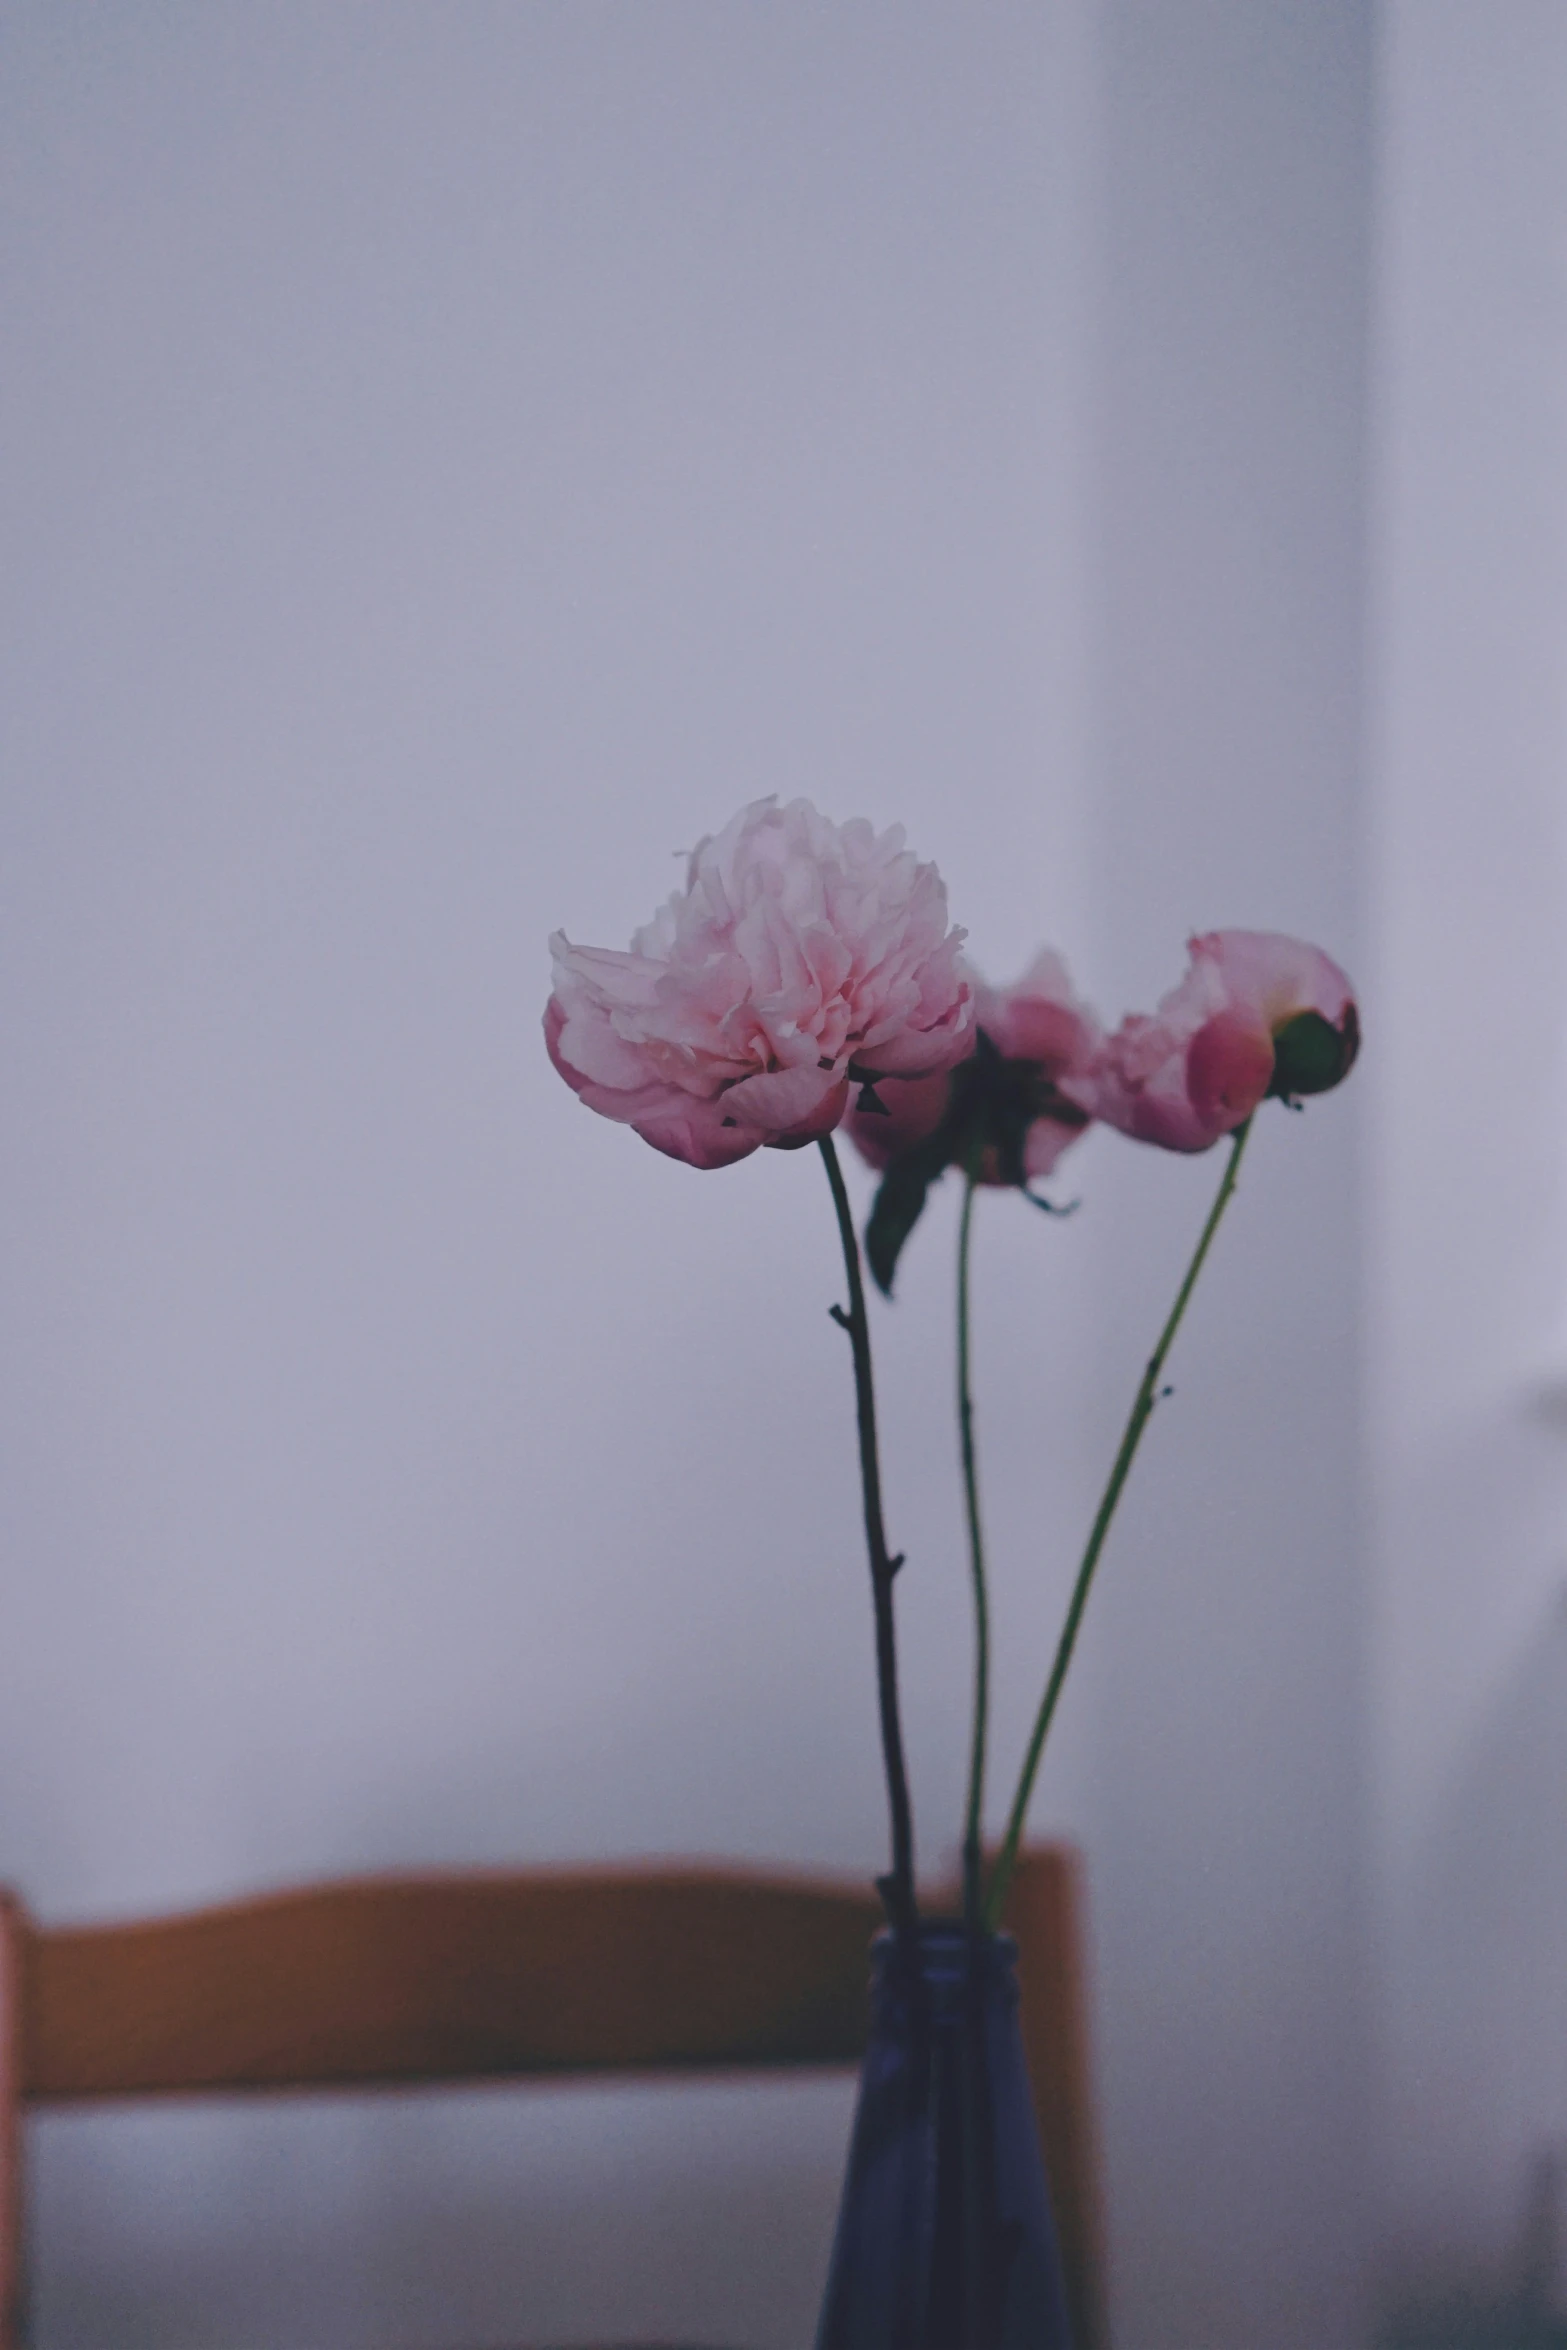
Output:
1193 929 1355 1031
632 1099 763 1170
719 1061 841 1133
846 1068 952 1169
764 1076 853 1151
1022 1115 1084 1183
1185 1009 1275 1132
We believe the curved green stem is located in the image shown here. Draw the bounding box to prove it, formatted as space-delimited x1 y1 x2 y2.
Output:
818 1135 919 1945
957 1170 989 1935
985 1118 1253 1929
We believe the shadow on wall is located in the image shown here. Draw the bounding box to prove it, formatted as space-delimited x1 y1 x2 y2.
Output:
1383 2151 1567 2350
1383 1586 1567 2347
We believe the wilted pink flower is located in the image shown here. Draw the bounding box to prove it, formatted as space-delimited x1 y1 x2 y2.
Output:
848 947 1101 1295
546 797 975 1169
1069 929 1359 1153
850 948 1100 1185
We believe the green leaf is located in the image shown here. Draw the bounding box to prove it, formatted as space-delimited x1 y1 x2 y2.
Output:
1268 1005 1360 1100
865 1135 952 1297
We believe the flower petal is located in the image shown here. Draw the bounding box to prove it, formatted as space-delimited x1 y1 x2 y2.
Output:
545 799 971 1167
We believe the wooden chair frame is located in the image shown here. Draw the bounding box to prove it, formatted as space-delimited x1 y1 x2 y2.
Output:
0 1848 1104 2348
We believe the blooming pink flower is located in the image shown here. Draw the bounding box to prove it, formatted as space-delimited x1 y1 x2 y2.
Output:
546 797 975 1169
849 948 1100 1185
1068 929 1359 1153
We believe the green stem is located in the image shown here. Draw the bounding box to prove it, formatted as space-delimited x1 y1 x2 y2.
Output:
985 1118 1253 1929
818 1135 919 1946
957 1170 989 1936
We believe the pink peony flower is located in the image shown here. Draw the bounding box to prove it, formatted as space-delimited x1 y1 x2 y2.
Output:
1068 929 1359 1153
849 948 1100 1185
546 797 975 1169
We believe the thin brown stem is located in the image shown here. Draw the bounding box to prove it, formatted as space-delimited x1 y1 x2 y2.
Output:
819 1135 919 1945
957 1170 989 1936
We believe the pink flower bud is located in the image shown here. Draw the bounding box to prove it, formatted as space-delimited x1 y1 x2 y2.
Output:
545 797 975 1168
1068 930 1359 1154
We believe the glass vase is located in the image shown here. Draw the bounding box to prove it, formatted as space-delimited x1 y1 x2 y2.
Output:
815 1920 1073 2350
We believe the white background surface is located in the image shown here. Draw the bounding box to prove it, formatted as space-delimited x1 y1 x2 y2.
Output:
1368 0 1567 2306
2 5 1563 2345
3 10 1107 2344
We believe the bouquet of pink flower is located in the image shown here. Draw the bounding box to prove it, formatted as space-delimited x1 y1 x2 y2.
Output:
546 796 1358 1940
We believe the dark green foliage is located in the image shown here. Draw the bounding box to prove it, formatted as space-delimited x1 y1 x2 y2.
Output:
1269 1004 1360 1099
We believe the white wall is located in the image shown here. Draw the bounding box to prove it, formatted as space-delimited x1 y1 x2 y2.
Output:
1 7 1105 2345
4 5 1475 2346
1080 8 1371 2345
1369 0 1567 2312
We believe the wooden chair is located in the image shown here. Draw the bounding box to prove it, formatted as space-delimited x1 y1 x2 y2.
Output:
0 1848 1105 2349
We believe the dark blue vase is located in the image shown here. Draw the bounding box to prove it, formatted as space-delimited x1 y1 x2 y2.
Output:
815 1922 1074 2350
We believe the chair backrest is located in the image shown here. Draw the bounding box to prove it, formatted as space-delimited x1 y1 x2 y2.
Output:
0 1847 1104 2348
